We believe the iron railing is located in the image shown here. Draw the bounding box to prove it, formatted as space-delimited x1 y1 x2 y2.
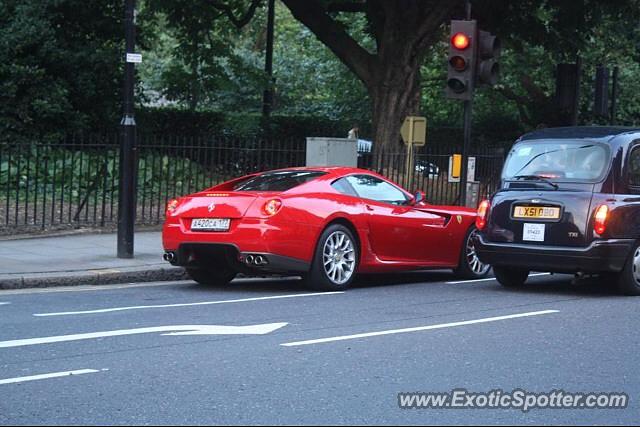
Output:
0 134 505 234
358 144 505 205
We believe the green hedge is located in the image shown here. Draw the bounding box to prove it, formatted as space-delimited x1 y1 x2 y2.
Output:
135 107 517 146
136 108 365 140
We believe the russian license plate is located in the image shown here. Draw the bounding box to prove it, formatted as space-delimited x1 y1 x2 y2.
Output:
523 223 545 242
513 205 560 220
191 218 230 231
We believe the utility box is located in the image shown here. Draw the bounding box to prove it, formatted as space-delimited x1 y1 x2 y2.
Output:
465 181 480 208
306 137 358 167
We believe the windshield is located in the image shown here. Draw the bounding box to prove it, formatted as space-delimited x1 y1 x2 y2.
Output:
233 170 326 192
502 140 610 182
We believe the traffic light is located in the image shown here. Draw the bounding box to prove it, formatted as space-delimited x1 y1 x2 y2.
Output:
476 30 501 86
445 20 477 100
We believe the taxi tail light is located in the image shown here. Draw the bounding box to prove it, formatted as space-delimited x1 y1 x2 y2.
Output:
476 200 490 230
262 199 282 216
594 204 609 235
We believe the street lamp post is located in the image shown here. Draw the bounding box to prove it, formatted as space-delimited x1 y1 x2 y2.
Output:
262 0 275 119
117 0 137 258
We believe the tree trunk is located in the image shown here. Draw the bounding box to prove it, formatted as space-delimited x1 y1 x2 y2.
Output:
370 61 422 153
282 0 456 150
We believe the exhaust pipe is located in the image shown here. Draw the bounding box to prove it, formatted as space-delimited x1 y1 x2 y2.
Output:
163 252 176 263
243 254 268 266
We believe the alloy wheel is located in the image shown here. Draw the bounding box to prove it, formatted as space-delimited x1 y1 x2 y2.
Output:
466 229 491 276
632 246 640 284
323 231 356 285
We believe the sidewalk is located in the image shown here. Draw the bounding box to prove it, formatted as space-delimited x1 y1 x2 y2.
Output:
0 231 187 289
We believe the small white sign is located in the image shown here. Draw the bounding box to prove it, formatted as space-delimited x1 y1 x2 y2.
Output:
467 156 476 182
523 223 545 242
126 53 142 63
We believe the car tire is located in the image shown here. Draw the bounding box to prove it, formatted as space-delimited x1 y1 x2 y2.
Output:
493 266 529 288
186 267 236 287
453 227 491 279
616 242 640 296
305 224 358 291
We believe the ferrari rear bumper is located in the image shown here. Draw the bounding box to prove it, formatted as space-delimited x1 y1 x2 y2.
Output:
164 243 310 274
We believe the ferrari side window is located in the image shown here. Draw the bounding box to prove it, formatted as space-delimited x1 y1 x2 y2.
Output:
345 175 409 205
331 178 359 197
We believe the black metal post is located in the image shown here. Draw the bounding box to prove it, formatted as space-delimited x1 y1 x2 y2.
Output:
459 99 472 206
262 0 275 118
118 0 137 258
571 56 582 126
610 66 619 126
459 0 472 207
460 0 474 206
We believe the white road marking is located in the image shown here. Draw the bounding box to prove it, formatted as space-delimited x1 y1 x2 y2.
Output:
0 369 102 385
34 292 343 317
281 310 559 347
0 302 10 306
0 323 288 349
446 272 551 284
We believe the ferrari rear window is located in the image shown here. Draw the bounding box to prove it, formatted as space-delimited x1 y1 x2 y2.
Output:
233 170 326 192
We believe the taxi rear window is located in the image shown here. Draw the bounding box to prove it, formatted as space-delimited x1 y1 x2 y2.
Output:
503 140 609 182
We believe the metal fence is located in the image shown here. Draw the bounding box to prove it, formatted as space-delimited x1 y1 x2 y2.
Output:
0 134 505 234
358 144 505 205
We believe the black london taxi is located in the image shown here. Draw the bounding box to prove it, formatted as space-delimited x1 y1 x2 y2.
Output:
474 126 640 295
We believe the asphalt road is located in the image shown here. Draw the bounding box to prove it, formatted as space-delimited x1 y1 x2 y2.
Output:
0 272 637 425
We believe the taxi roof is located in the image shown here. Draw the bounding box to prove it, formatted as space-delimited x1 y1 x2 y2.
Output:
519 126 640 144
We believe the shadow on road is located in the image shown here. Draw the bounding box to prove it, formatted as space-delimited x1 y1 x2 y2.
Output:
175 270 459 294
485 274 622 298
172 269 626 299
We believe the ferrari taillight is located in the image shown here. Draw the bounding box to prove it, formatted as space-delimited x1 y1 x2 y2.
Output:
476 200 490 230
594 204 609 235
262 199 282 216
166 198 179 214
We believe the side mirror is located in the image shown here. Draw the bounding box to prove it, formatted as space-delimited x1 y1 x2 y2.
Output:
413 191 426 205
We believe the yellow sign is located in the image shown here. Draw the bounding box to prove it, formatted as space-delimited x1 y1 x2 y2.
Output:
400 116 427 146
451 154 462 179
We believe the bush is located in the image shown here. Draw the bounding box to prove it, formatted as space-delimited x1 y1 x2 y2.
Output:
136 107 366 140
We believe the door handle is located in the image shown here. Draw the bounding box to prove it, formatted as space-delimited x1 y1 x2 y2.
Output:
365 204 374 211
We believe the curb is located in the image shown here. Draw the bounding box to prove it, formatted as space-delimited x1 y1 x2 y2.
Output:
0 265 189 290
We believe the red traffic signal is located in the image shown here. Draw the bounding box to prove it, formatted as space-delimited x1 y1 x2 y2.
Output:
445 20 477 101
451 32 471 50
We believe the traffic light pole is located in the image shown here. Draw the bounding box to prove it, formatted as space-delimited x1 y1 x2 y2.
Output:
610 66 619 125
118 0 137 259
459 0 472 207
459 99 472 206
262 0 275 118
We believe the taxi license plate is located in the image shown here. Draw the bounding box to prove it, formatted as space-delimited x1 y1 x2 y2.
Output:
191 218 230 231
513 206 560 220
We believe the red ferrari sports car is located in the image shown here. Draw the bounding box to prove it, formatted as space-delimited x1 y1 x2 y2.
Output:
162 167 490 290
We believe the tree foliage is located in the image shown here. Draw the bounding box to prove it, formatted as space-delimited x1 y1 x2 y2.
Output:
3 0 640 148
0 0 123 143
